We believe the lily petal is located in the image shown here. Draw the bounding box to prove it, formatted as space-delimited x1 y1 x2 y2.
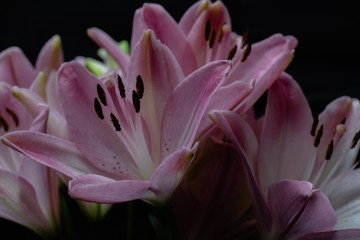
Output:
1 131 102 178
297 229 360 240
149 143 198 201
161 60 229 160
69 174 154 204
87 28 129 73
0 47 36 88
268 180 336 239
35 35 63 77
257 73 314 191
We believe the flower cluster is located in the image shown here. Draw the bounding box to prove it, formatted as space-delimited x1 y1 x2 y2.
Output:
1 1 360 239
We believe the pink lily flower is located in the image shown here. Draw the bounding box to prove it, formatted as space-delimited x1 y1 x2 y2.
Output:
1 30 230 204
0 82 60 237
87 0 297 139
210 73 360 239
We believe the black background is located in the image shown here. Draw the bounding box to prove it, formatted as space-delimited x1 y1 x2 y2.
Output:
1 0 360 238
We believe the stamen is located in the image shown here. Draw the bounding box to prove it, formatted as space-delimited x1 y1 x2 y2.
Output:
325 140 334 160
97 84 107 106
217 23 225 43
227 45 237 60
314 124 323 147
310 114 319 136
94 98 104 119
241 30 249 49
204 19 211 41
209 28 216 48
341 117 346 124
241 43 252 62
132 90 140 113
118 75 126 98
6 108 19 127
351 131 360 148
110 113 121 131
0 115 9 132
136 75 144 99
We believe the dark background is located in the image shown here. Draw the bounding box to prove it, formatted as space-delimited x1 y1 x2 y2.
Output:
1 0 359 238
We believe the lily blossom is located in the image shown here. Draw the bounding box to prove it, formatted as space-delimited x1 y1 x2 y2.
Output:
1 30 230 204
88 0 297 139
0 82 60 236
210 73 360 238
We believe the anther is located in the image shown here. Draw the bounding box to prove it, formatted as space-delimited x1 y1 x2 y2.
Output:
110 113 121 131
97 84 107 106
6 108 19 127
351 131 360 148
209 28 216 48
0 115 9 132
325 140 334 160
241 43 252 62
204 20 211 41
94 98 104 119
310 114 319 136
227 45 237 60
218 23 224 43
241 30 249 49
136 75 144 99
314 125 323 147
118 75 126 98
132 90 141 113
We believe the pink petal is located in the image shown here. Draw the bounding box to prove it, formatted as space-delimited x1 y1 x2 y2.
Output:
58 62 139 179
1 131 103 178
160 60 229 160
327 169 360 230
232 34 298 113
209 109 271 231
197 80 254 139
179 0 209 34
149 144 198 201
257 73 314 191
69 174 154 203
87 27 129 72
0 169 52 234
297 229 360 240
35 35 63 77
268 180 336 240
0 47 36 88
127 30 184 160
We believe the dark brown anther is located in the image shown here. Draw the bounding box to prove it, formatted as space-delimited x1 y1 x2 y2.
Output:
132 90 140 113
341 117 346 124
118 75 126 98
110 113 121 131
209 28 216 48
136 75 144 99
351 131 360 148
310 114 319 136
97 84 107 106
314 125 323 147
0 115 9 132
204 19 211 41
6 108 19 127
241 43 252 62
227 45 237 60
241 30 249 49
218 23 224 43
94 98 104 119
325 140 334 160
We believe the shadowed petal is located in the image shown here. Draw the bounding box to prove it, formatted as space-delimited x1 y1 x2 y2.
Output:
149 144 198 201
69 174 154 204
297 229 360 240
